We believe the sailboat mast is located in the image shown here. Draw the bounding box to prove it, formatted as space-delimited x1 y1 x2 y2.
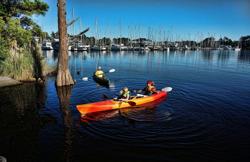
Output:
95 18 98 46
72 8 75 36
119 19 122 45
80 19 82 43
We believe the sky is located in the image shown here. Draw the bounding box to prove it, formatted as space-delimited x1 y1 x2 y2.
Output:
33 0 250 41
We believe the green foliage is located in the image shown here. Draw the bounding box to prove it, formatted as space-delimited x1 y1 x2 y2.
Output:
0 18 9 60
0 0 49 79
113 37 130 46
7 18 32 47
0 38 8 61
51 31 58 39
0 0 49 18
98 37 111 46
240 35 250 50
20 16 43 37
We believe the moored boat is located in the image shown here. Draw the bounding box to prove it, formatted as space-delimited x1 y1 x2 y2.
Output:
42 41 53 50
91 45 107 51
235 47 241 52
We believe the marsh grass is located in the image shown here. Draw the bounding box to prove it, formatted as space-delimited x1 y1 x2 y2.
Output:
0 49 34 80
0 41 52 81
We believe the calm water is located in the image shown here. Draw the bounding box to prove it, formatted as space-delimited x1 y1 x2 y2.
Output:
1 50 250 162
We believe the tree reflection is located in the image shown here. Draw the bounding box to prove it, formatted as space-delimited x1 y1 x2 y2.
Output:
238 50 250 63
53 50 59 61
0 83 45 161
56 86 73 162
217 50 229 62
201 50 214 61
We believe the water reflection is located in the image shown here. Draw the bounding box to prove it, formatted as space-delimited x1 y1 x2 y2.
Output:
1 49 250 162
56 86 73 162
0 83 46 161
43 50 250 66
201 50 214 61
43 50 57 66
238 50 250 63
217 50 230 62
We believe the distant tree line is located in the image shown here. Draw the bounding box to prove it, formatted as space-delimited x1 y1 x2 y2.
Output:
239 36 250 50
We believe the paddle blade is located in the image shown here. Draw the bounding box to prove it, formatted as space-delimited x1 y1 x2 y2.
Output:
109 82 115 88
82 77 88 81
102 94 110 99
128 101 136 106
136 94 146 97
109 69 116 73
162 87 173 92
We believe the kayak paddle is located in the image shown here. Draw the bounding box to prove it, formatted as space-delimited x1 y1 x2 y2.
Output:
118 100 137 106
127 101 136 106
82 77 89 81
102 94 136 106
82 68 116 81
102 94 110 99
133 87 173 93
106 68 115 73
161 87 173 92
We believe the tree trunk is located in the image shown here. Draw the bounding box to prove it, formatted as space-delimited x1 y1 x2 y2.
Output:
56 0 74 86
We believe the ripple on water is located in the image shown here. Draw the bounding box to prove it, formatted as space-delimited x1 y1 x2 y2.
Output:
70 71 249 160
78 82 229 151
1 51 250 162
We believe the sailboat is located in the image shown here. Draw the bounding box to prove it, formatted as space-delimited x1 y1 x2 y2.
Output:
42 40 53 50
77 20 90 51
111 43 128 51
69 8 78 51
91 18 107 51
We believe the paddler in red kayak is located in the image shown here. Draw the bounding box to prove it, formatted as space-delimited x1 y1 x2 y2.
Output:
143 80 157 95
118 87 131 100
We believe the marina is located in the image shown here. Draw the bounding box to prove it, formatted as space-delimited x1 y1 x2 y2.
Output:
41 36 249 52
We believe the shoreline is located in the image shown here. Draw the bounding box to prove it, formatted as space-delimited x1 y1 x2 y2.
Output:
0 77 22 88
0 69 57 88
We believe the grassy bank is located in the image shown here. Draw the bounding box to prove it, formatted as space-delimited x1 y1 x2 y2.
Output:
0 41 55 81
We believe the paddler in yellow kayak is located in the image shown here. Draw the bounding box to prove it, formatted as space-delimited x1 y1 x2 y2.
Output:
94 66 105 79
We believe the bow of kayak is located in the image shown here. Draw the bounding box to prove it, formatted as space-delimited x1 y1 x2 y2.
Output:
76 90 167 116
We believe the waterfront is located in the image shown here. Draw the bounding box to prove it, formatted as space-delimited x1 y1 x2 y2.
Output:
0 50 250 162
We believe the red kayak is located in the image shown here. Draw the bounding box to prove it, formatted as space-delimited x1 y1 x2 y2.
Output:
76 87 172 116
80 96 167 122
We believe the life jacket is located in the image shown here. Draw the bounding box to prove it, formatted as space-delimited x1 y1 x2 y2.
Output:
120 90 130 99
95 70 104 78
144 85 156 95
147 85 156 92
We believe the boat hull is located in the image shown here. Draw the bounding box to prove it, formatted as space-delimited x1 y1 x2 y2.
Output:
93 75 110 87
